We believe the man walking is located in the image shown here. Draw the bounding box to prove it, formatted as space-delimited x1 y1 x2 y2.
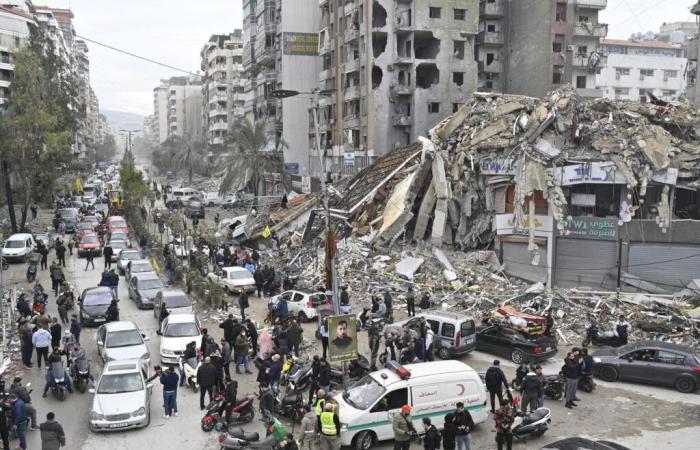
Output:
103 243 113 269
50 318 62 349
32 326 51 369
55 241 66 267
406 286 415 317
9 377 38 430
484 360 509 414
0 395 10 450
40 412 66 450
197 357 217 409
39 244 49 270
297 404 317 450
50 261 65 296
20 321 33 369
84 248 95 271
160 366 180 418
238 292 249 322
317 403 340 450
453 402 474 450
246 319 258 357
494 398 515 450
391 405 414 450
9 395 28 450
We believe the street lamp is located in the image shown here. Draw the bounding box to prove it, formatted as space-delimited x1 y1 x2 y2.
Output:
269 89 340 315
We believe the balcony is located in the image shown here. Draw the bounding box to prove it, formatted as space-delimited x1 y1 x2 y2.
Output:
478 31 504 46
573 22 608 38
344 85 360 100
344 29 359 43
576 87 604 98
572 52 607 71
480 1 504 17
257 46 277 65
344 115 360 128
479 60 502 73
344 1 356 15
211 121 228 131
344 58 360 73
319 68 333 81
392 114 411 127
576 0 607 10
390 84 412 96
688 37 699 60
209 108 227 118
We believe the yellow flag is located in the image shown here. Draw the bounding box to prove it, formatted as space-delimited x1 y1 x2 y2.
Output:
74 178 83 192
261 226 271 239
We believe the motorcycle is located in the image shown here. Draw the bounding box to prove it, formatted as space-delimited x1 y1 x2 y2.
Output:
31 300 46 316
201 393 256 432
512 407 551 441
274 389 306 422
26 254 39 282
179 355 201 392
578 373 595 393
218 420 279 450
71 358 91 393
49 363 70 401
582 323 624 347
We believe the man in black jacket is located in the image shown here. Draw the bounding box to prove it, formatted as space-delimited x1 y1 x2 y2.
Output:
9 377 38 429
562 352 580 409
452 402 474 450
520 367 542 414
102 244 113 269
219 315 236 345
484 360 509 414
197 357 217 409
239 293 249 322
246 319 258 357
421 418 441 450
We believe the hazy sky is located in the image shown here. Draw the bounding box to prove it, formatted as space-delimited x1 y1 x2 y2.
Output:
41 0 694 116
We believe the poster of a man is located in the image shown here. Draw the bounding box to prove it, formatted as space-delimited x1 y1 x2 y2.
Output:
328 314 358 363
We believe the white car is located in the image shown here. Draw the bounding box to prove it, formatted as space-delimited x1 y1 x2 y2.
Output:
157 313 201 365
108 240 129 262
117 249 142 275
271 290 331 322
124 259 155 281
96 321 150 365
207 266 256 295
1 233 36 262
202 191 237 207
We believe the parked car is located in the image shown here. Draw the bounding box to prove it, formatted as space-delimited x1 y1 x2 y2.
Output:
384 311 477 359
207 266 256 295
153 289 194 320
475 325 558 364
125 259 155 281
270 290 330 322
80 286 118 327
541 438 631 450
78 232 102 257
593 341 700 393
108 231 131 247
108 240 129 262
106 216 129 234
1 233 36 262
186 200 205 219
202 192 236 207
156 313 201 365
75 221 96 239
96 321 150 365
128 273 164 309
59 208 79 233
88 358 152 432
117 249 142 275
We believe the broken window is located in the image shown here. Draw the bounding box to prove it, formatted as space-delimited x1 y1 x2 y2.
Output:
662 89 677 97
454 8 466 20
428 102 440 113
371 65 383 89
614 87 629 98
453 40 465 59
552 42 562 52
429 7 441 19
416 63 439 88
674 187 700 219
615 67 630 76
505 188 549 214
397 34 412 58
486 53 495 65
453 72 464 86
373 33 387 58
452 103 462 113
664 70 678 78
578 15 590 23
576 76 586 89
414 31 440 59
566 185 622 217
487 24 496 32
577 45 587 56
372 1 387 28
555 3 566 21
552 65 564 84
638 88 653 98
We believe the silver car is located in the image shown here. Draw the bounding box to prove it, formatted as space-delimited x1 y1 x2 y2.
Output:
125 259 155 281
96 321 150 366
117 249 141 275
89 359 152 432
109 240 129 262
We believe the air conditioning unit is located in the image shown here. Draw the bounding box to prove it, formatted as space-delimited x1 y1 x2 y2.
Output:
566 45 574 52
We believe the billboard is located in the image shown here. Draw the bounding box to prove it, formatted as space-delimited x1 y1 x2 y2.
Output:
283 32 319 56
327 314 358 363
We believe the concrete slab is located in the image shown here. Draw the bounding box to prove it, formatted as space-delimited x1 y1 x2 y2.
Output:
395 256 425 280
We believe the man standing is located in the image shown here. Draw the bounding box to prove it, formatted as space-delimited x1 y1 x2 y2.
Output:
234 331 252 374
50 318 62 349
421 418 441 450
0 395 10 450
10 395 28 450
453 402 474 450
32 327 51 369
520 367 542 414
160 366 180 418
563 352 580 409
84 248 95 271
297 404 317 450
219 314 236 346
287 319 303 357
406 287 415 317
9 377 38 430
391 405 414 450
55 241 66 267
340 286 349 307
220 338 232 380
164 254 174 286
246 319 258 357
238 292 249 322
66 240 74 257
383 291 393 318
70 315 81 344
197 357 217 410
40 412 66 450
368 320 382 371
615 315 630 345
50 261 65 296
108 269 119 297
39 243 49 270
103 243 113 269
253 267 263 298
317 403 340 450
20 321 33 369
494 398 515 450
484 360 509 414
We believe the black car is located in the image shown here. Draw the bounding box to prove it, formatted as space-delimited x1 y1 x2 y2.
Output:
475 325 557 364
541 437 631 450
128 272 164 309
593 340 700 393
79 286 117 327
186 201 205 219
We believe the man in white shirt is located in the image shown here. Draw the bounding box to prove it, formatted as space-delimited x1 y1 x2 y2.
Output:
32 327 52 368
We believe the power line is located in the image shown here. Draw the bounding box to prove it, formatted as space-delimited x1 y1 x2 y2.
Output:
75 34 196 75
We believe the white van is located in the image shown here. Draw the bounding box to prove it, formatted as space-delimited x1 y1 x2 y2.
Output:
336 360 488 450
170 188 199 205
1 233 36 262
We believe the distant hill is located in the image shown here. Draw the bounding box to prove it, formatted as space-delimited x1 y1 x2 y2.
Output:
101 109 145 133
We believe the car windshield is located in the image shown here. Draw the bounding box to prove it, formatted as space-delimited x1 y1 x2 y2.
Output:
97 373 144 394
110 233 127 240
165 322 198 337
110 220 127 228
120 251 141 261
5 240 25 248
164 295 190 308
343 375 386 410
82 236 98 244
131 262 153 273
111 241 127 250
84 291 112 306
139 279 164 290
228 270 252 280
106 330 143 348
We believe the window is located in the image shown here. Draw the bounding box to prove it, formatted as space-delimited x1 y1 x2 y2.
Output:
662 89 677 96
487 24 496 32
453 40 465 59
429 7 441 19
452 103 462 113
370 388 408 412
576 76 587 89
452 72 464 86
614 87 630 96
664 70 678 78
638 88 654 98
486 53 495 65
552 65 564 84
428 102 440 113
615 67 630 76
427 320 440 333
555 4 566 21
552 42 562 52
640 68 654 78
578 15 590 23
657 351 686 365
441 323 455 338
454 8 466 20
577 45 588 56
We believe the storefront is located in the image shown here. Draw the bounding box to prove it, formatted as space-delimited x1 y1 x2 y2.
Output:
495 213 553 285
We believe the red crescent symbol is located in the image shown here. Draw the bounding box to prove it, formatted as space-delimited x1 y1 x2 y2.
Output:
457 384 465 395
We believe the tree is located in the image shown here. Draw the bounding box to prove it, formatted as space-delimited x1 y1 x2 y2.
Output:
93 134 117 163
173 136 208 185
218 118 286 196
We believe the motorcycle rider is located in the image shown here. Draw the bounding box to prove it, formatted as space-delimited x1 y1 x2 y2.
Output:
614 315 630 345
579 348 595 390
369 297 386 320
534 365 546 408
219 378 238 421
259 383 275 421
42 347 73 397
179 341 198 387
69 342 94 384
8 377 39 429
16 295 32 318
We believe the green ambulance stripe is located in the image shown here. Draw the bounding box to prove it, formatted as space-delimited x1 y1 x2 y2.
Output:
346 404 487 431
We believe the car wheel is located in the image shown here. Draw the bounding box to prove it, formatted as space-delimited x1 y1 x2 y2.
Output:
674 376 696 393
437 347 450 360
353 431 375 450
298 312 308 322
598 365 619 382
510 349 525 364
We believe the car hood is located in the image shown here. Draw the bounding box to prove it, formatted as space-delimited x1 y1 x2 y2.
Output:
138 289 160 301
161 335 198 352
1 248 25 255
104 344 149 362
168 305 194 314
93 391 145 416
226 277 255 286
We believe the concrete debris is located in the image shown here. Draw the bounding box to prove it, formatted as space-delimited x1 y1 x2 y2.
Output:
395 256 425 280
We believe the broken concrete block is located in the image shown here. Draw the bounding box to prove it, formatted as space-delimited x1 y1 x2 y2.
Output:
470 117 509 146
431 152 449 199
431 199 448 247
395 256 425 280
413 183 436 241
533 137 561 159
639 133 671 170
494 101 524 117
444 269 457 282
434 103 471 141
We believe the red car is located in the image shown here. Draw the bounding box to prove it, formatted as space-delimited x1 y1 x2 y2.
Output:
106 216 129 235
77 232 102 257
74 221 96 240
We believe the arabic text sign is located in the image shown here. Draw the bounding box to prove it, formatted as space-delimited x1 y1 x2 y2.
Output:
553 162 626 185
495 214 553 237
480 158 517 175
557 216 618 240
283 32 319 56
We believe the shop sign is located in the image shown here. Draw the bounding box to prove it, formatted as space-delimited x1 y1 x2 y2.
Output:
480 158 517 175
557 216 617 240
283 32 319 56
496 213 553 237
552 162 626 185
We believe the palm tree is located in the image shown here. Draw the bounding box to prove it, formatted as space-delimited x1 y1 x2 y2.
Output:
218 118 286 196
173 136 208 185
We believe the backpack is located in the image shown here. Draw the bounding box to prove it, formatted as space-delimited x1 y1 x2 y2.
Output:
429 426 441 449
484 366 501 390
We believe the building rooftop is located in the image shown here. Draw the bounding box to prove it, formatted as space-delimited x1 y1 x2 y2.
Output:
601 39 682 49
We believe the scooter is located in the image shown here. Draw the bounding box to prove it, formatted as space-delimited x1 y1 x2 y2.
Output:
71 358 91 394
26 257 38 282
578 373 595 393
218 420 280 450
201 393 256 432
512 406 551 441
582 323 624 347
179 355 200 392
49 363 70 401
275 389 306 422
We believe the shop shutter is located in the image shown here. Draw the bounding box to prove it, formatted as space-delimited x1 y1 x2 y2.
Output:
628 243 700 289
554 238 618 288
502 241 547 283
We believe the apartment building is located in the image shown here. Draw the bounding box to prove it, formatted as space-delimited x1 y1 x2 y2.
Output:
242 0 320 178
152 83 169 144
658 21 697 43
596 39 686 102
686 2 700 106
313 0 478 180
167 75 203 140
477 0 608 98
0 3 34 106
200 30 245 146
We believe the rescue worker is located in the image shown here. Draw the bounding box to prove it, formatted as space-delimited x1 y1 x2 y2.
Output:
317 403 340 450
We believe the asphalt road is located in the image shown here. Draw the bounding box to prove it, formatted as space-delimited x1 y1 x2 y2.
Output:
2 206 700 449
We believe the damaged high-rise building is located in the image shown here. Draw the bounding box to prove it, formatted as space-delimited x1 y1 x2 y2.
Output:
313 0 479 180
477 0 608 98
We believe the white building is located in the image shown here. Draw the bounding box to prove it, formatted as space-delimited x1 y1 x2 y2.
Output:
0 4 34 106
163 75 203 140
596 39 686 102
